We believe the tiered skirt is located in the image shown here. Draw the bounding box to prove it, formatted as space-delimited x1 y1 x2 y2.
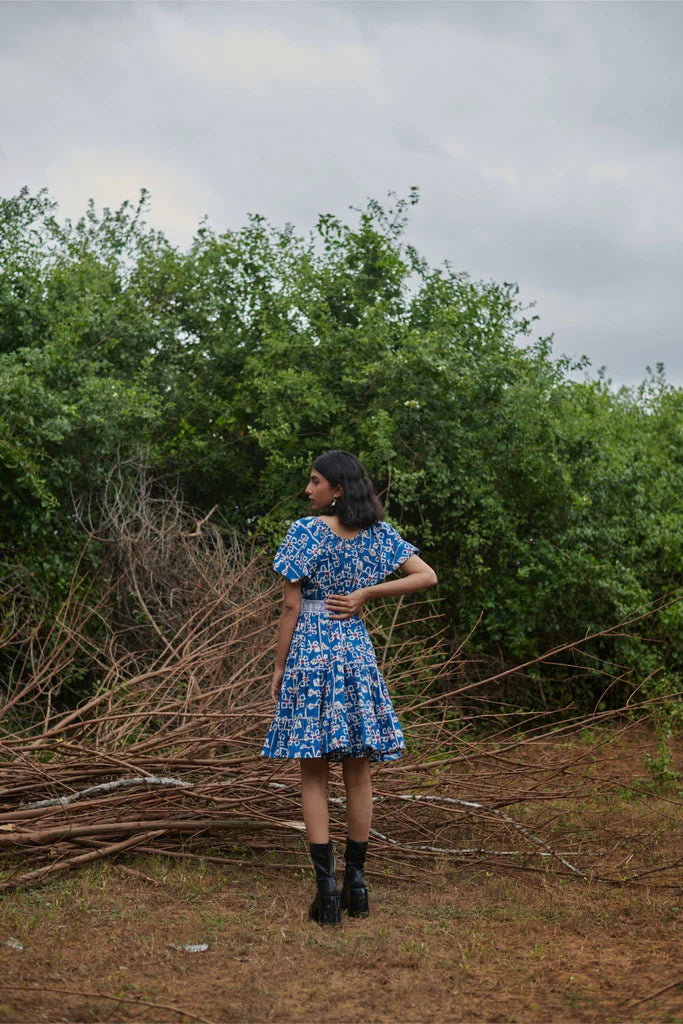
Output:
261 601 405 761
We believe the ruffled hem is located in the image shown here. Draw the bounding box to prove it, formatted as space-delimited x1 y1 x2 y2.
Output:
261 738 404 763
261 710 405 762
324 745 403 762
261 608 406 764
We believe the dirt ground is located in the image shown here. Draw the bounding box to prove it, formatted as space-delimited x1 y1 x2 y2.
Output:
1 847 680 1024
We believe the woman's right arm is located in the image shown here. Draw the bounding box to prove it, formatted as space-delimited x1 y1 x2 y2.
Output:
325 554 437 619
271 579 302 702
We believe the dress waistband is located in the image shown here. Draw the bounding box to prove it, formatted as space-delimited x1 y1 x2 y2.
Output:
299 598 328 615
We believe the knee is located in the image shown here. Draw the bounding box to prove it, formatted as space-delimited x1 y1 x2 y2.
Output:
301 762 329 795
343 761 371 792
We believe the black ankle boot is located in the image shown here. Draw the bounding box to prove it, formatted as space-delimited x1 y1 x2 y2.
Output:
341 838 369 917
308 841 341 926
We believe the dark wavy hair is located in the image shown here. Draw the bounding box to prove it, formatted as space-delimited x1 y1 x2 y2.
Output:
312 450 385 528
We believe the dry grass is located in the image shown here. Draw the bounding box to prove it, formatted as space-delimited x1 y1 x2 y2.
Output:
1 790 680 1024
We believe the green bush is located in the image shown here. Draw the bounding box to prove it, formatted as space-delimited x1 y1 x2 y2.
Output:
1 187 680 708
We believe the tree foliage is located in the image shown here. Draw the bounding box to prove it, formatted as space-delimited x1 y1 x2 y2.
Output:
1 186 680 704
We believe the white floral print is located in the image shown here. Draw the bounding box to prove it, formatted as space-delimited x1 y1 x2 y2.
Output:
261 517 418 761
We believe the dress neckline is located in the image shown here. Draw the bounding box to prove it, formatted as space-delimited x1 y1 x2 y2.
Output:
315 517 366 542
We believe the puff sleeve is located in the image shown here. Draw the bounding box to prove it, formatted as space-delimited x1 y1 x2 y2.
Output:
377 522 419 577
273 520 317 581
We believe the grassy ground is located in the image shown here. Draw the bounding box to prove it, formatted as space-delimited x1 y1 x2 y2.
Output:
1 839 680 1024
2 726 681 1023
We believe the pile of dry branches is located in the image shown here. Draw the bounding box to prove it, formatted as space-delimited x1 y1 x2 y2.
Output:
1 470 680 893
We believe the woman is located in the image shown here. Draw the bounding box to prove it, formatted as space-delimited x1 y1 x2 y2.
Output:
262 450 437 925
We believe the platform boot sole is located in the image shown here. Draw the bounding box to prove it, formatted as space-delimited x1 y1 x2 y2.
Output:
309 893 342 925
341 885 369 918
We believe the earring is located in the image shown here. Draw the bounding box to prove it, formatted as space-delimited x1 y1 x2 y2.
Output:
331 498 337 510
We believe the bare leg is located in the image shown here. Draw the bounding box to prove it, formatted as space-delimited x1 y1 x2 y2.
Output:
342 757 372 841
300 758 330 844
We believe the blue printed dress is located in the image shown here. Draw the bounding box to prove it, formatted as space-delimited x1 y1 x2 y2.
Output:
261 516 418 762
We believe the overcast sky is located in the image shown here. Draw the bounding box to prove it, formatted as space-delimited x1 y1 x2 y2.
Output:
1 1 681 387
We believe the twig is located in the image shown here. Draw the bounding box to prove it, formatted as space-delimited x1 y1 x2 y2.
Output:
1 984 213 1024
112 862 162 885
0 818 307 847
21 776 194 809
623 976 683 1008
393 793 588 875
0 831 166 890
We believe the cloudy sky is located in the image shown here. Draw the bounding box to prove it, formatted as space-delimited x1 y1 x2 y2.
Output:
1 1 681 387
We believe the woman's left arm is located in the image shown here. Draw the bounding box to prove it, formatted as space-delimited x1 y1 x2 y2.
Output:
271 579 302 700
326 555 437 620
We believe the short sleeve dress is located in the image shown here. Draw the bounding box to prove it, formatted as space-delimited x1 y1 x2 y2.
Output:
261 516 418 762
